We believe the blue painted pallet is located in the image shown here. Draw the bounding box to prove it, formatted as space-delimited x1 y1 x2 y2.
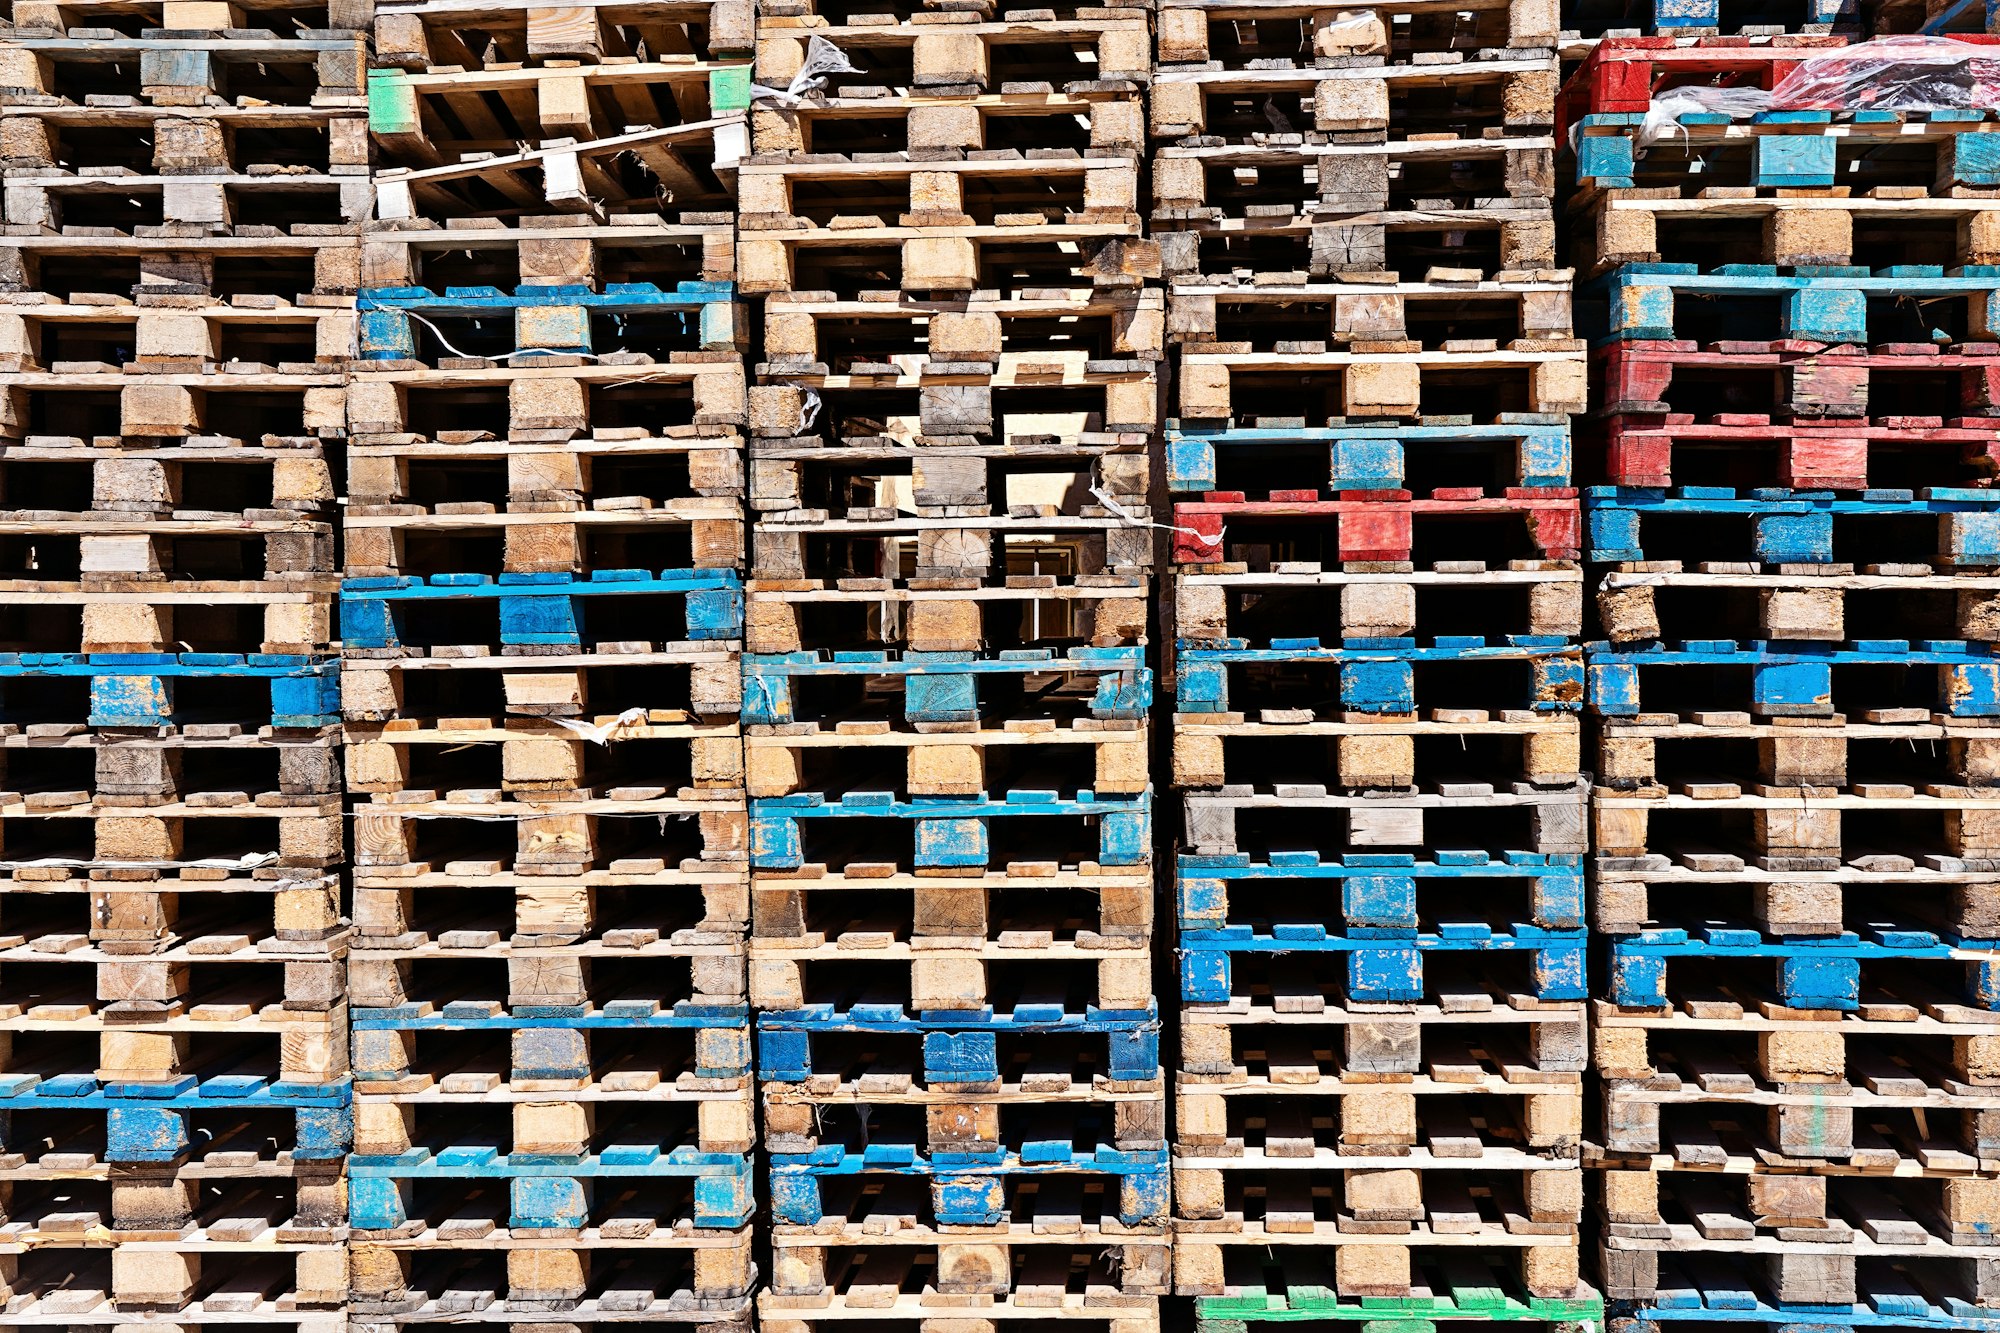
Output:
351 1146 753 1229
1164 419 1573 493
1607 922 2000 1010
1181 921 1588 1004
0 1073 350 1161
770 1144 1169 1227
1180 853 1586 932
1615 1252 2000 1327
0 653 339 727
1585 639 2000 716
1177 639 1583 715
1572 111 1992 190
1584 263 2000 343
750 790 1151 869
351 1004 751 1082
340 569 744 650
357 281 739 360
757 1002 1161 1084
1585 485 2000 564
742 646 1149 726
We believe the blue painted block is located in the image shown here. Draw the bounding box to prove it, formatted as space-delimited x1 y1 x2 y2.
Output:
1534 655 1584 713
498 587 582 647
1108 1024 1159 1080
905 671 978 723
1092 662 1152 718
1180 876 1228 930
1589 661 1642 716
337 590 404 651
1785 286 1868 344
751 811 804 869
934 1174 1007 1225
1752 658 1833 715
348 1175 411 1231
924 1031 999 1084
687 586 745 640
1948 511 2000 566
106 1106 189 1162
1535 941 1588 1000
1652 0 1718 27
1533 870 1586 931
1610 950 1669 1007
1587 502 1644 563
699 300 737 351
1753 509 1834 564
1612 281 1677 340
770 1172 822 1225
511 1175 590 1230
90 672 171 727
516 303 591 356
1951 132 2000 186
1182 950 1232 1003
357 306 415 360
1348 944 1422 1002
511 1028 591 1082
1167 432 1216 490
1340 659 1414 714
1519 429 1572 489
1577 134 1636 187
1343 875 1416 931
1120 1167 1170 1226
757 1029 812 1082
1970 958 2000 1010
1751 135 1836 189
1176 659 1229 713
1780 954 1860 1010
914 815 988 868
270 669 340 727
294 1103 354 1160
1099 806 1151 866
1332 437 1403 489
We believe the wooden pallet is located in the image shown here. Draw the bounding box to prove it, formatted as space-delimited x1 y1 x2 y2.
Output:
349 1226 754 1322
1174 1167 1587 1297
1168 421 1576 494
752 85 1142 164
1173 492 1584 565
1595 1000 2000 1161
764 1226 1167 1312
353 788 746 876
1151 53 1556 146
1181 995 1588 1080
749 933 1154 1014
767 1083 1163 1154
0 1249 349 1323
744 585 1150 658
1173 713 1583 792
1180 343 1587 426
1597 845 2000 939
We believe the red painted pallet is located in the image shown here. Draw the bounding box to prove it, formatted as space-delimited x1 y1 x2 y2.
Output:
1597 340 2000 421
1170 490 1582 564
1598 414 2000 489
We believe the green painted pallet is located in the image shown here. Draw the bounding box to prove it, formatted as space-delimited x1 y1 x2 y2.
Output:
1196 1278 1606 1330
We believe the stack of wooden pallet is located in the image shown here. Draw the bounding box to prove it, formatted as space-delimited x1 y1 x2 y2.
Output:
341 0 756 1326
1156 0 1598 1325
1564 30 2000 1333
0 0 357 1319
739 0 1165 1325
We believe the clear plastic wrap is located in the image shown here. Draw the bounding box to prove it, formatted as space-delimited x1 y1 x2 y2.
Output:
1767 35 2000 111
1627 36 2000 154
752 34 861 105
1634 84 1775 149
